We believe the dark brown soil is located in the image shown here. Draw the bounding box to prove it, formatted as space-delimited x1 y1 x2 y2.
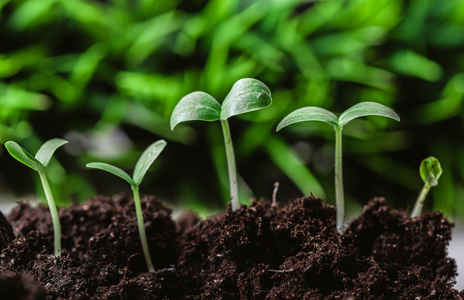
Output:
0 194 462 299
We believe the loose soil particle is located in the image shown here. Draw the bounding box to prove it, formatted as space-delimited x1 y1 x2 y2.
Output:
0 194 462 299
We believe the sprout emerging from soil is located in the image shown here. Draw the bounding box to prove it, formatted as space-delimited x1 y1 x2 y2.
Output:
86 140 167 272
170 78 272 211
272 182 279 208
4 139 68 256
411 156 442 218
277 102 400 234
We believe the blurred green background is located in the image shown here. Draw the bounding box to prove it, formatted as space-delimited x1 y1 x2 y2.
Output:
1 0 463 218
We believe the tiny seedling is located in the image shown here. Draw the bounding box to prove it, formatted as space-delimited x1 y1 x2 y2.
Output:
170 78 272 211
277 102 400 234
86 140 167 272
411 156 442 218
5 138 68 256
272 182 279 208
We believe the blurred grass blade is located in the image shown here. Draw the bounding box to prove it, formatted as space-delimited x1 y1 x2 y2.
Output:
8 0 56 30
415 73 464 124
388 50 442 82
123 103 197 145
266 137 325 199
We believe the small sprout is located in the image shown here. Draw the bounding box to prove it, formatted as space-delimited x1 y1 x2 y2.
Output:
272 182 279 208
171 78 272 211
5 139 68 256
411 156 442 218
277 102 400 234
86 140 167 272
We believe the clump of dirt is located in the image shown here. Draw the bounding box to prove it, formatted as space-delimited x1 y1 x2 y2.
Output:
0 211 14 251
0 194 461 299
0 272 45 300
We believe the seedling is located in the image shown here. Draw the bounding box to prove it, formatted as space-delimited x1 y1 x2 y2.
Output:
4 138 68 256
170 78 272 211
277 102 400 234
411 156 442 218
272 182 279 208
86 140 167 272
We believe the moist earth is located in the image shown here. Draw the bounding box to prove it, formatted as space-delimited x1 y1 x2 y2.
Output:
0 193 462 299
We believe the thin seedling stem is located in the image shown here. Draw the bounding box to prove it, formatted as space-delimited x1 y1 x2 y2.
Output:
411 184 431 218
38 171 61 256
272 182 279 208
131 185 155 272
220 120 239 211
334 126 345 234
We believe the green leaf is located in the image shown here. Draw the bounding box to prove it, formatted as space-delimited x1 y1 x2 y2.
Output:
133 140 167 186
170 92 221 130
276 107 338 131
86 162 135 186
420 156 442 187
220 78 272 120
5 141 44 171
338 102 400 127
35 138 68 168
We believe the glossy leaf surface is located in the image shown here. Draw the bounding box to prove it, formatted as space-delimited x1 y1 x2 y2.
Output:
86 162 135 186
133 140 167 185
5 141 44 171
338 101 400 127
276 107 338 131
170 92 221 130
35 138 68 168
220 78 272 120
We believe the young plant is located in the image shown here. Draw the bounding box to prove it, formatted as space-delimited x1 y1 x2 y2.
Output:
4 138 68 256
411 156 442 218
170 78 272 211
86 140 167 272
276 102 400 234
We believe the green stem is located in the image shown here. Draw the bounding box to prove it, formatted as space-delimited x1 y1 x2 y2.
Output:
334 126 345 234
38 171 61 256
131 185 155 272
411 183 431 218
220 120 239 211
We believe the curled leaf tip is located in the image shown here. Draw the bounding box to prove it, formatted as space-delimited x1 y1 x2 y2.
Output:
420 156 442 187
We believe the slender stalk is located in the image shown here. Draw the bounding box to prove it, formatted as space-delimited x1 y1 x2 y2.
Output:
411 184 431 218
131 185 155 272
38 171 61 256
272 182 279 208
334 126 345 234
220 120 239 211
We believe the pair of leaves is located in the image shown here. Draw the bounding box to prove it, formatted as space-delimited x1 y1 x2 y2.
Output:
170 78 272 130
420 156 442 187
276 102 400 131
5 139 68 172
87 140 167 187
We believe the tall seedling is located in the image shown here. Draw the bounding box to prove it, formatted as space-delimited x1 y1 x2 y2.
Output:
170 78 272 211
87 140 167 272
5 139 68 256
277 102 400 234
